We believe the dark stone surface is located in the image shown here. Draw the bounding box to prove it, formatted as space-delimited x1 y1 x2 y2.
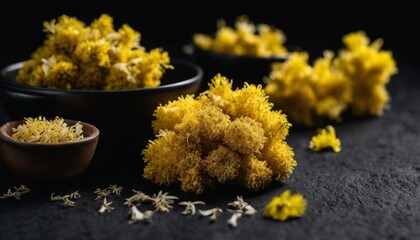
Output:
1 1 419 239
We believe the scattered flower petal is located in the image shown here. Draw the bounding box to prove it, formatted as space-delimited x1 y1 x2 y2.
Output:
227 212 242 228
199 208 223 222
178 201 206 215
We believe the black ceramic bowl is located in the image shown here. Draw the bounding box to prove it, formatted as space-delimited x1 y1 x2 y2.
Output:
0 59 203 161
186 47 289 92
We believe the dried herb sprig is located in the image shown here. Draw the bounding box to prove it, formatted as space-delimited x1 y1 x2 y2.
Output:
199 208 223 222
227 196 257 215
98 197 114 214
51 191 81 207
178 201 206 215
94 188 111 200
128 206 154 224
0 185 30 200
151 191 179 212
225 196 257 228
94 184 124 200
108 185 123 196
227 212 242 228
124 190 154 207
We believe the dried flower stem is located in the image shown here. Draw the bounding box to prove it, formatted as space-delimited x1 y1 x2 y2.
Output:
98 197 114 214
124 190 154 207
199 208 223 222
128 206 154 224
178 201 206 215
227 196 257 216
0 185 30 200
151 191 179 212
51 191 80 207
108 185 123 196
227 212 242 228
94 184 123 200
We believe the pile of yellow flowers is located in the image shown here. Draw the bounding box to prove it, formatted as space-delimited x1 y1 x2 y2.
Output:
193 16 287 58
12 116 83 144
16 14 173 90
265 31 397 126
143 74 296 193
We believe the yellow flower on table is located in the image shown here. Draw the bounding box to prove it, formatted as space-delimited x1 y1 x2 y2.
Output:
264 190 307 221
309 125 341 153
143 74 296 193
336 31 398 116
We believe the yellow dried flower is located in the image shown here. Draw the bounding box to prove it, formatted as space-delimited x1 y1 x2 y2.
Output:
264 190 307 221
143 74 296 193
193 15 287 58
16 14 173 90
309 125 341 152
336 31 397 116
265 51 351 127
265 31 397 126
12 116 83 144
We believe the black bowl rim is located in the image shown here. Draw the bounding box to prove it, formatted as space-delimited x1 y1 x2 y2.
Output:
0 58 203 95
0 119 100 147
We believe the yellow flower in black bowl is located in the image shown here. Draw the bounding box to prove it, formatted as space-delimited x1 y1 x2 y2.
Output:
0 14 203 160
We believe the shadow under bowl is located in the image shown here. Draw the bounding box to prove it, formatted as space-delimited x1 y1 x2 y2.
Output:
0 59 203 161
0 119 99 187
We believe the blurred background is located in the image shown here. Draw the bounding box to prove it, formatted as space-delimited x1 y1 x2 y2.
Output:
0 0 418 64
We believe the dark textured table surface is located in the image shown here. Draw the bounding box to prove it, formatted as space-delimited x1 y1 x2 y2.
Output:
1 1 420 239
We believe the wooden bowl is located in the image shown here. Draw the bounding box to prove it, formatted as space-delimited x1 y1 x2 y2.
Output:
0 119 99 186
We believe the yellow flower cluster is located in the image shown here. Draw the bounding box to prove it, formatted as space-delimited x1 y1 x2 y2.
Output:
143 74 296 193
12 116 83 144
16 14 173 90
309 125 341 152
193 16 287 58
336 31 398 116
265 51 351 127
265 32 397 126
264 190 307 221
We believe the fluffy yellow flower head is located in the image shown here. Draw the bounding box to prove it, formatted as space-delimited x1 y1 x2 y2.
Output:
265 51 351 127
193 16 287 58
265 31 397 126
16 14 173 90
336 31 398 116
143 74 296 193
12 116 83 144
264 190 307 221
309 125 341 152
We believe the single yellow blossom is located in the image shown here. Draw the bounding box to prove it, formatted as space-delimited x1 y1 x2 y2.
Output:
264 190 307 221
309 125 341 152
